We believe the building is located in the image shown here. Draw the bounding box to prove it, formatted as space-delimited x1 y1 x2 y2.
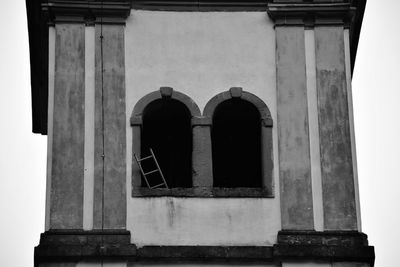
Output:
26 0 375 266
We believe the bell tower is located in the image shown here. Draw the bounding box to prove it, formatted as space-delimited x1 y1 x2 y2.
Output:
26 1 374 266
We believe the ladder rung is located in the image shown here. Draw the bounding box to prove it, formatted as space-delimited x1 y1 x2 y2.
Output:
138 155 153 162
144 169 159 176
151 183 166 189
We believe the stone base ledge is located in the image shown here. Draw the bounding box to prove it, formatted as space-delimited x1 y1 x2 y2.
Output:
35 230 374 265
38 229 132 245
277 230 369 246
132 187 274 198
275 231 374 266
35 230 137 265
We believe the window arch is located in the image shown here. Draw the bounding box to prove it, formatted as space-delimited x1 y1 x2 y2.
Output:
204 88 273 193
131 87 273 197
131 87 201 190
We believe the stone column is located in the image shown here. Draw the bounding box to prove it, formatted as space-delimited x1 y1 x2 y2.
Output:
261 118 274 196
130 116 142 189
192 117 213 188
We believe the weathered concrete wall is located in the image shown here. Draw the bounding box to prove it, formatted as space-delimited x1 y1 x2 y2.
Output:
305 29 324 231
83 26 95 230
275 27 313 230
128 264 278 267
40 263 76 267
46 262 279 267
41 263 128 267
77 262 127 267
125 11 280 246
315 27 357 230
128 197 280 246
344 28 362 231
283 263 370 267
282 263 330 267
332 263 370 267
45 26 55 231
50 24 85 229
41 261 370 267
94 25 127 229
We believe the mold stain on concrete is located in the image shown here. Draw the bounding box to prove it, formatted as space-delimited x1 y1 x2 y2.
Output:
167 198 176 228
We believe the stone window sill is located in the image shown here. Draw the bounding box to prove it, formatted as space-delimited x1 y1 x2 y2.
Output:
132 187 274 198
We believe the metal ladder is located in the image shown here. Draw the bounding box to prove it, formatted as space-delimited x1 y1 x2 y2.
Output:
134 148 169 189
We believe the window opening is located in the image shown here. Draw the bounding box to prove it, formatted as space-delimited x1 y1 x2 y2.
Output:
212 98 262 188
141 98 192 188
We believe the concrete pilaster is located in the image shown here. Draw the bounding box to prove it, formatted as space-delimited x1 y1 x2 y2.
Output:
315 26 357 230
50 24 85 229
276 26 314 230
83 25 95 231
45 26 55 231
94 25 126 229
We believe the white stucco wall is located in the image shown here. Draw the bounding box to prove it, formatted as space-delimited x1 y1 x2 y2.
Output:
125 10 276 112
125 11 280 246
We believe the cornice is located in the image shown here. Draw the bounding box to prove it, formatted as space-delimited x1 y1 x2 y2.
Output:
267 2 356 27
42 1 131 25
35 230 374 265
131 1 268 11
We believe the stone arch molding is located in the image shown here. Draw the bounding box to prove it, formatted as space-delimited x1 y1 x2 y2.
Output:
203 87 274 196
130 87 201 126
130 86 274 197
203 87 273 127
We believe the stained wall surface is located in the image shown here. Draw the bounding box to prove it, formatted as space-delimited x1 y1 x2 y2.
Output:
41 261 370 267
41 263 280 267
45 9 361 248
50 24 85 229
125 11 280 246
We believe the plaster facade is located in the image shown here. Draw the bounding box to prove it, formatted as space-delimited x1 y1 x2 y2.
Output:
124 11 277 113
30 1 373 266
125 11 280 246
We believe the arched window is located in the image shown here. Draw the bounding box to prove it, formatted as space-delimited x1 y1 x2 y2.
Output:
131 87 273 197
131 87 201 191
212 98 262 188
204 87 273 194
141 98 192 188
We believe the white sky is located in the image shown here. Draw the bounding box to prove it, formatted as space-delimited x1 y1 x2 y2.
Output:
0 0 399 266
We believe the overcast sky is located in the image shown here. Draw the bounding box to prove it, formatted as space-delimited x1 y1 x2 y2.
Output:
0 1 399 266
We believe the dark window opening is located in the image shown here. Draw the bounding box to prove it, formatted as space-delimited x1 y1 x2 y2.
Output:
212 98 262 188
141 98 192 188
